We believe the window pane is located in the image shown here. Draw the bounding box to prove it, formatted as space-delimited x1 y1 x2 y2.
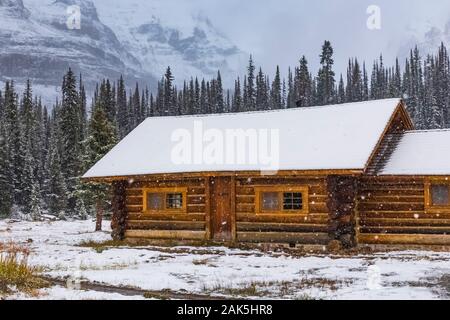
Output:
147 193 164 210
261 192 280 211
166 193 183 209
283 192 303 210
431 185 449 206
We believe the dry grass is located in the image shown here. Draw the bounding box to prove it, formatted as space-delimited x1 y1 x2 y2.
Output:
0 242 49 296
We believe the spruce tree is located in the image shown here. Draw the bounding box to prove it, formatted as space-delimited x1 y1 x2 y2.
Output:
317 41 336 105
246 56 256 110
83 99 118 230
296 57 313 107
270 66 282 109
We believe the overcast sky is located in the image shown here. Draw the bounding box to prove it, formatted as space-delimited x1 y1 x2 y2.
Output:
192 0 450 75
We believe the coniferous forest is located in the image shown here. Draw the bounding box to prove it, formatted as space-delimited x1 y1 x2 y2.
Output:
0 41 449 220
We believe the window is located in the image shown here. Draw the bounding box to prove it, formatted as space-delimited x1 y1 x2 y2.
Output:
261 192 279 211
143 188 187 213
283 192 303 210
166 193 183 209
425 179 450 212
255 186 308 214
147 193 164 210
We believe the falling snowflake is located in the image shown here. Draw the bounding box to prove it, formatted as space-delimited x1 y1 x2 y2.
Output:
414 214 419 219
128 178 135 184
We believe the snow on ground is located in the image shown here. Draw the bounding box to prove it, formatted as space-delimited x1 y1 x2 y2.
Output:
1 219 449 300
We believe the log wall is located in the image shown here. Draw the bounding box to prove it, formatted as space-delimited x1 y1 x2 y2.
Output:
124 178 208 241
357 176 450 245
234 176 330 245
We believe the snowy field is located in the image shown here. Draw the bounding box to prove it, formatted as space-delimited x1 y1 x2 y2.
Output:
0 219 449 300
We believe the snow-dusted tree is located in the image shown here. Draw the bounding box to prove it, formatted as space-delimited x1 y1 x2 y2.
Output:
256 67 268 110
270 66 282 110
0 120 13 217
83 100 118 231
245 56 256 111
316 41 336 105
46 126 68 217
295 56 313 107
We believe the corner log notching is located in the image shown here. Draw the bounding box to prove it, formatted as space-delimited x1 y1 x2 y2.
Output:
327 176 359 248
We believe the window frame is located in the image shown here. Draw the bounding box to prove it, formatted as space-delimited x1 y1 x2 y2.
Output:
255 186 309 215
425 178 450 213
143 187 188 214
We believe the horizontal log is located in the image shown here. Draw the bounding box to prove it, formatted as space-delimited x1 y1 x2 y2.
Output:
360 177 425 183
237 222 328 233
125 230 206 241
359 195 424 202
126 197 143 205
359 226 450 235
358 233 450 245
126 189 143 197
359 186 424 192
358 203 424 211
309 203 329 213
360 218 450 227
127 213 206 221
236 177 326 185
236 196 255 204
237 232 330 244
236 204 255 213
187 205 206 214
187 196 206 205
359 211 450 219
359 190 425 197
235 187 255 196
237 213 329 224
130 180 204 189
127 220 205 231
127 206 143 213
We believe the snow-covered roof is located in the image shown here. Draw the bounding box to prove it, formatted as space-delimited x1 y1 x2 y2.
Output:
83 98 402 178
381 129 450 175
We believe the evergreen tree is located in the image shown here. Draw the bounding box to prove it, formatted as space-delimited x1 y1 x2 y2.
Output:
83 98 118 230
116 75 128 137
46 125 68 217
232 78 242 112
60 68 82 212
0 120 12 217
245 56 256 110
270 66 282 109
295 57 313 107
317 41 336 105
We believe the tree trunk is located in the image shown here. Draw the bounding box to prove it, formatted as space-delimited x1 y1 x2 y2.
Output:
111 181 128 241
95 200 103 232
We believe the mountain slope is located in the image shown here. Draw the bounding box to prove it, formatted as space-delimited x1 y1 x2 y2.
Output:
0 0 153 104
93 0 246 85
398 20 450 59
0 0 246 105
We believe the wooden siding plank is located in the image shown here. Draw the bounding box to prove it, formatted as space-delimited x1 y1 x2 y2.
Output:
125 230 206 240
236 213 329 224
127 213 206 221
237 232 330 244
358 233 450 245
127 220 205 231
237 222 328 233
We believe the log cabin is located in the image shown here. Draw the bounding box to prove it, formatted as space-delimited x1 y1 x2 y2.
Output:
82 98 450 248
